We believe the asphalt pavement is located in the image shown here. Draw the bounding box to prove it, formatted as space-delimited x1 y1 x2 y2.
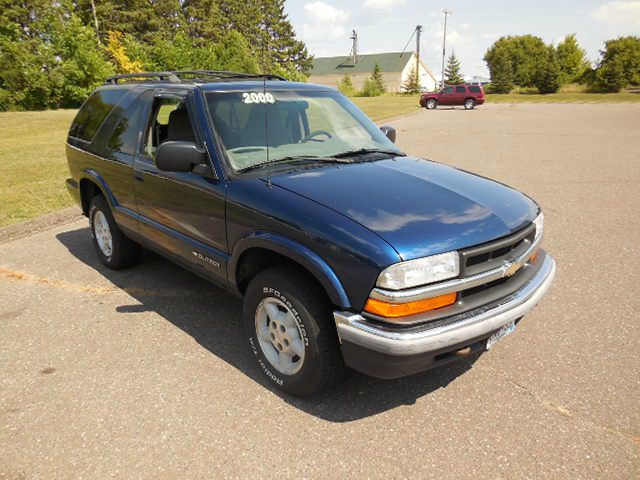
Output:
1 103 638 479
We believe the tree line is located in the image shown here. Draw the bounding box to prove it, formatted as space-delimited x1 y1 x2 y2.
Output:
0 0 312 110
484 34 640 94
337 63 387 97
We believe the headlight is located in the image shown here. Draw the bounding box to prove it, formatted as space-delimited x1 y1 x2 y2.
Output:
377 251 460 290
533 212 544 243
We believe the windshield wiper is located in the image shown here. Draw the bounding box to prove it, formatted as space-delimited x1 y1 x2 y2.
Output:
331 148 405 159
237 155 350 173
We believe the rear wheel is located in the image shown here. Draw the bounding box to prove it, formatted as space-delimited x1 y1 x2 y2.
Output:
464 98 476 110
89 195 140 269
243 265 345 396
426 98 437 110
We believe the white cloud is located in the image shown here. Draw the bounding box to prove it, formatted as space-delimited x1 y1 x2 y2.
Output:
425 22 474 52
364 0 405 9
590 1 640 30
304 1 349 22
301 1 350 47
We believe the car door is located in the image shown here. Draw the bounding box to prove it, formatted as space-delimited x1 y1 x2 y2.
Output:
133 90 229 284
454 86 467 105
439 86 455 105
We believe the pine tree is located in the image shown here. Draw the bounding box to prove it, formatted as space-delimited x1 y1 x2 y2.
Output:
217 0 312 75
489 49 515 93
371 62 386 93
535 46 562 93
75 0 180 43
593 57 626 92
401 66 421 93
337 74 355 96
444 51 464 84
557 34 589 83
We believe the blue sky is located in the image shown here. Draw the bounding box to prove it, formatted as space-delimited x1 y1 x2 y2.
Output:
284 0 640 78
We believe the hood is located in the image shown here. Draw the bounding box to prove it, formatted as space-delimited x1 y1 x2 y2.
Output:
269 156 538 260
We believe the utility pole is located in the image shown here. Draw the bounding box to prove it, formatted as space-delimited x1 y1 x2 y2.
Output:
441 8 451 87
415 25 423 88
349 29 358 66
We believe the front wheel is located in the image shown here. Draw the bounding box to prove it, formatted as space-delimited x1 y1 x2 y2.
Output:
426 98 437 110
243 265 345 396
464 98 476 110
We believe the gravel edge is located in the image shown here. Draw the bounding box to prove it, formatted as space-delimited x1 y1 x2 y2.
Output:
0 207 83 245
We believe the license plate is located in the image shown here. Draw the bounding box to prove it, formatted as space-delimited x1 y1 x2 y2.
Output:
486 321 516 350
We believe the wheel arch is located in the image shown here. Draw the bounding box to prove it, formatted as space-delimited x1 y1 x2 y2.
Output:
78 169 116 216
229 232 351 310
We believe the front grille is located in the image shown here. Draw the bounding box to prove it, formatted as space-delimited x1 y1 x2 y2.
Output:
460 223 536 277
460 276 509 298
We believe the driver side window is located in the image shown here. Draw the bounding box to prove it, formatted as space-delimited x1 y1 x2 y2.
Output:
143 97 196 158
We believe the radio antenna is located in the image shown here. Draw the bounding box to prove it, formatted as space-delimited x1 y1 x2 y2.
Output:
261 6 272 188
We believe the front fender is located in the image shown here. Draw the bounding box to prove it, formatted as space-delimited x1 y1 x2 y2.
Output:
229 231 351 309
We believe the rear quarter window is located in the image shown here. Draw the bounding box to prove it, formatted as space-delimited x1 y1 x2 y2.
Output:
469 86 482 93
107 95 148 155
69 89 127 142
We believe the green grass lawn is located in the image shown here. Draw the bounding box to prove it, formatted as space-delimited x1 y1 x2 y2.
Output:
351 95 421 122
485 90 640 104
0 109 77 226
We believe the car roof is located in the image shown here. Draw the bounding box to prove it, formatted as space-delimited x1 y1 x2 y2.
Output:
98 71 337 93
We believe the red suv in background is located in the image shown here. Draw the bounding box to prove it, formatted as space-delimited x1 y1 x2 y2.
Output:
420 84 485 110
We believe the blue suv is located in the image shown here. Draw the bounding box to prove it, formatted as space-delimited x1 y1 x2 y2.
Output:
65 71 556 396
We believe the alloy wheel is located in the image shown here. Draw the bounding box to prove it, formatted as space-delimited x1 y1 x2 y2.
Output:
93 211 113 257
254 297 306 375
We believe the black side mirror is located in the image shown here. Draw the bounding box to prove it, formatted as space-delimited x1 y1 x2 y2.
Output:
380 125 396 144
155 141 207 173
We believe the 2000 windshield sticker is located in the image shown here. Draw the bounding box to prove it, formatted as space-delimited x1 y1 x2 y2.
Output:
242 92 276 104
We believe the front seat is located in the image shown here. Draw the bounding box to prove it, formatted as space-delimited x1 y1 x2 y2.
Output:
167 108 196 142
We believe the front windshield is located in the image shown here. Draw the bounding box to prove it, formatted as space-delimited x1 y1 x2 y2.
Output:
205 89 401 172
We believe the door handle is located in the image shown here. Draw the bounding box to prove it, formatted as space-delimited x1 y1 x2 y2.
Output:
134 171 144 182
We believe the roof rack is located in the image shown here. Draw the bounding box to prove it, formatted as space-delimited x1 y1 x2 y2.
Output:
104 70 286 85
105 72 181 85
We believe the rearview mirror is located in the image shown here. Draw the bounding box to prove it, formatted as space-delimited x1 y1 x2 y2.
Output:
155 141 207 173
380 125 396 143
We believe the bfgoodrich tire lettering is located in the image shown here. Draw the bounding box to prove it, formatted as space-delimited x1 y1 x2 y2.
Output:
243 265 345 396
89 195 140 270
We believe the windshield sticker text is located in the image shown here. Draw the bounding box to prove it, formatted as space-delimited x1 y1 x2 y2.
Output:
242 92 276 104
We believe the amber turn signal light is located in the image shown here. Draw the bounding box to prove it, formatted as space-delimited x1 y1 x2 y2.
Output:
364 292 457 318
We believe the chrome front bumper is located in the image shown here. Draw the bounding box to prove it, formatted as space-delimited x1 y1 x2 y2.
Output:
334 254 556 357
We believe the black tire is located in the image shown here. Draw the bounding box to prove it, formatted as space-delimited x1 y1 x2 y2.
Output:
464 98 476 110
426 98 437 110
89 195 140 270
243 265 345 396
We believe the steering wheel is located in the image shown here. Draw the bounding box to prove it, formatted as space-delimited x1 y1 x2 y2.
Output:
301 130 333 143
